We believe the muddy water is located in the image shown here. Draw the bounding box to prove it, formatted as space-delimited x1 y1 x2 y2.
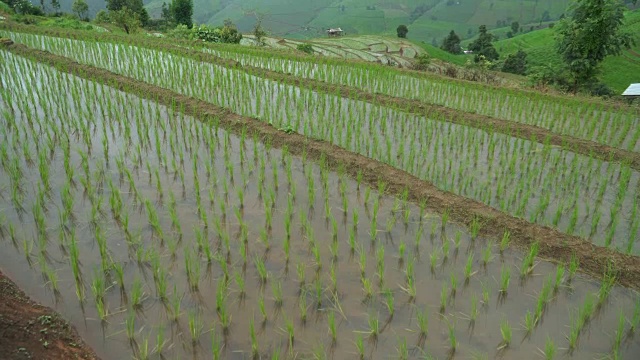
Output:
4 31 640 253
1 50 640 360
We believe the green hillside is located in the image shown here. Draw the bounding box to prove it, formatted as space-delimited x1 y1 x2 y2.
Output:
136 0 571 43
491 8 640 93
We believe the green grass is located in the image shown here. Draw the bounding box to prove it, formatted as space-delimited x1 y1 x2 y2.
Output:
137 0 573 43
491 9 640 93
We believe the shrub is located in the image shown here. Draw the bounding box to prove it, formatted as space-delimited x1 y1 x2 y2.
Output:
296 43 313 54
13 0 43 16
94 10 110 24
413 53 431 71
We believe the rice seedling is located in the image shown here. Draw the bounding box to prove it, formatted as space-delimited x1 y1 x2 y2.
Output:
272 279 283 308
130 277 144 310
464 253 474 281
521 242 539 277
249 317 259 358
211 328 221 360
499 319 512 349
367 312 380 339
355 334 364 360
328 310 337 342
188 310 203 344
440 283 448 312
125 310 136 341
416 307 428 337
500 231 511 253
397 336 408 360
500 265 510 294
258 292 267 323
447 318 457 352
543 336 556 360
568 253 579 281
523 310 535 335
482 241 493 266
254 256 268 283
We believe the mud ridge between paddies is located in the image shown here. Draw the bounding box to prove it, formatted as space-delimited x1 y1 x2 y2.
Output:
4 41 640 290
0 269 100 360
2 22 639 172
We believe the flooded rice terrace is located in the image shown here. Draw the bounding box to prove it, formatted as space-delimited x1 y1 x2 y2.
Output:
3 31 640 253
0 49 639 359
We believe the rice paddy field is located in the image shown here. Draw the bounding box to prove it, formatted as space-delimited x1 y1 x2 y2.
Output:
1 23 640 360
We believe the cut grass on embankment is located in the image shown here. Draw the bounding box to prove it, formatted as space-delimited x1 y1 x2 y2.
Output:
2 22 637 172
4 40 640 289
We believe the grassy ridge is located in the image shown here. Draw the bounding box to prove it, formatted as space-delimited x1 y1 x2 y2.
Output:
491 9 640 93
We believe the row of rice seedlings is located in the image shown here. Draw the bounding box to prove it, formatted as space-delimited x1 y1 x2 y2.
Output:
200 41 640 151
2 47 638 359
5 34 638 251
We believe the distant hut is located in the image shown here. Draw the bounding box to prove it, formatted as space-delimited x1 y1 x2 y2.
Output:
623 83 640 103
327 28 344 37
622 83 640 98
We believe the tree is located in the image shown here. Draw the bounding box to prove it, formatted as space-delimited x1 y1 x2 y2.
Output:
72 0 88 20
253 19 267 46
468 25 499 62
396 24 408 38
110 6 140 34
50 0 59 13
511 21 519 33
440 30 462 54
555 0 635 92
502 50 528 75
107 0 148 26
161 2 170 21
170 0 192 28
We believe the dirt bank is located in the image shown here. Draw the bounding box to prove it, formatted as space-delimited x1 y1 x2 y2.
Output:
0 270 100 360
5 42 640 291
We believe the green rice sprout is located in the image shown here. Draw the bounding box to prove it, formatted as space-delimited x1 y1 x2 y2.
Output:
254 256 268 283
299 292 308 323
250 317 259 358
125 310 136 341
568 253 579 280
447 318 457 352
272 280 283 308
328 311 337 342
188 310 203 344
464 253 474 281
470 294 479 322
500 231 511 253
440 283 448 312
397 336 408 360
500 265 510 294
367 312 379 339
499 319 512 348
355 333 364 359
416 307 428 337
543 336 556 360
523 310 535 334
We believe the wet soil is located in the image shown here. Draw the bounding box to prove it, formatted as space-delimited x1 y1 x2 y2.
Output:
0 270 99 360
5 42 640 290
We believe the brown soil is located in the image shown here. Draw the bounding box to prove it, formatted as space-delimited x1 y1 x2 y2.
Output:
0 270 100 360
6 42 640 290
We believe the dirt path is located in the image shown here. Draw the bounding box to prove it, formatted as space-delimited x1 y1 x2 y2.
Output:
5 42 640 290
0 270 100 360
